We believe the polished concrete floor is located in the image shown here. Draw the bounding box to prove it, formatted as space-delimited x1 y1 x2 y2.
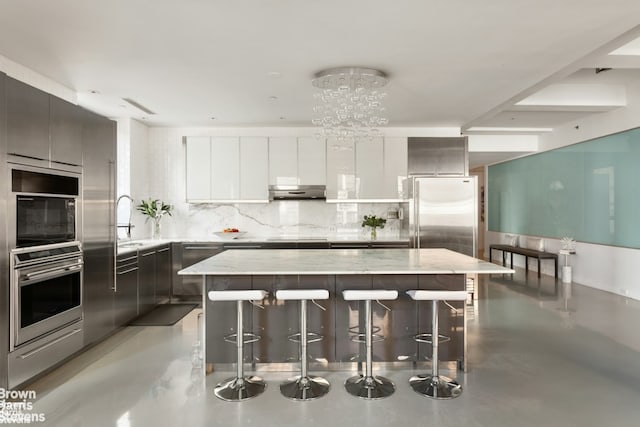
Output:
28 270 640 427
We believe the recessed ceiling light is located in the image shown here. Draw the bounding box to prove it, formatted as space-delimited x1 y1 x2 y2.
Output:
269 96 278 101
267 71 281 78
90 90 100 94
210 117 216 120
279 116 286 120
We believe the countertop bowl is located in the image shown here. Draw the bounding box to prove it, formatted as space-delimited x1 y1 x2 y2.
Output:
213 231 247 240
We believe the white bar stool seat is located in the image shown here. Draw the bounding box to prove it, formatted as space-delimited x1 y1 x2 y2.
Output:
407 289 467 399
275 289 330 401
207 289 268 401
342 289 398 399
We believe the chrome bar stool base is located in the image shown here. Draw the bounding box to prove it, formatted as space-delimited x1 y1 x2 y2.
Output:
409 374 462 399
214 375 267 402
345 374 396 399
280 375 331 401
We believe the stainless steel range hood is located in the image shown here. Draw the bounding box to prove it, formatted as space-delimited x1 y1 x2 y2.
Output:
269 185 326 200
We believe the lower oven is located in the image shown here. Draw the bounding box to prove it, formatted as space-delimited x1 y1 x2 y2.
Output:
10 242 84 351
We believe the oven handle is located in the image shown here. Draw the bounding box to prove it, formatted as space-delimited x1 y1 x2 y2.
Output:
22 263 83 281
19 328 82 360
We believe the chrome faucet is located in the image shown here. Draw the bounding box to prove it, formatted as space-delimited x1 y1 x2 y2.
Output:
116 194 135 239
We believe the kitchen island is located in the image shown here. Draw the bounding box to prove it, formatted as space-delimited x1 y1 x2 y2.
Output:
179 248 513 372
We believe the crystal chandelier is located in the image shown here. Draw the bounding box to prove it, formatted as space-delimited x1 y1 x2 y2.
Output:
311 67 389 141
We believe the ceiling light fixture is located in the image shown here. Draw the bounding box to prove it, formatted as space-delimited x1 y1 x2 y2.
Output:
311 67 389 141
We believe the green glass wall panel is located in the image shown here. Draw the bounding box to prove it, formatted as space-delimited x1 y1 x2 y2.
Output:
488 127 640 248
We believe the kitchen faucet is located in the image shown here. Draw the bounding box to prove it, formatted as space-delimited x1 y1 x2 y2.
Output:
116 194 135 239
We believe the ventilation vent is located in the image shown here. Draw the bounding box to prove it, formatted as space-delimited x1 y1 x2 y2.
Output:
122 98 156 115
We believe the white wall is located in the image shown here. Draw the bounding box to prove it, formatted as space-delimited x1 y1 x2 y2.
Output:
485 79 640 301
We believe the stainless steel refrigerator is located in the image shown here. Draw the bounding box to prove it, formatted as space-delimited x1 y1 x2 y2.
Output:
407 176 477 257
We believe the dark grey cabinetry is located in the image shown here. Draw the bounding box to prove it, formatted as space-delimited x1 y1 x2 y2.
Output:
115 253 139 327
155 245 172 303
82 110 116 345
50 96 84 167
330 241 409 249
6 77 50 163
138 248 157 315
174 243 224 297
6 77 83 170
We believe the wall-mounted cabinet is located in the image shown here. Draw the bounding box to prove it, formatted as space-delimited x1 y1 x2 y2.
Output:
185 136 268 202
326 137 407 201
6 77 83 171
269 136 326 186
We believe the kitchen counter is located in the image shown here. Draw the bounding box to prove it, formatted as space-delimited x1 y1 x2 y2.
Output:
180 248 512 371
117 236 409 254
179 248 509 276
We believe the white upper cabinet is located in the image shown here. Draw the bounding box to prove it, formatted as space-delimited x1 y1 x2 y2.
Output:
185 136 269 202
268 136 326 186
185 136 211 201
298 137 326 185
382 137 408 199
355 137 384 199
240 137 269 201
326 137 356 200
210 136 240 200
326 136 408 201
268 137 298 185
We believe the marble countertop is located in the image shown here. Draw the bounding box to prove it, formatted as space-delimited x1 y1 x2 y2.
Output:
117 236 409 254
178 248 514 276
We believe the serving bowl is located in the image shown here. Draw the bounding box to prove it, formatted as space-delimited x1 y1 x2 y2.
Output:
213 231 247 240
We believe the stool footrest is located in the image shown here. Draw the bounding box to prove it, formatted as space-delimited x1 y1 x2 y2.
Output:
349 333 385 343
223 332 261 344
414 333 451 344
287 331 323 344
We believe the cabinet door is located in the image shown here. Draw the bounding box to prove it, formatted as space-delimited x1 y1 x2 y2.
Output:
138 250 156 315
383 137 408 199
185 136 211 201
355 137 384 199
211 136 240 200
298 136 326 185
326 137 356 200
115 257 139 327
155 245 172 303
50 97 83 167
82 110 117 343
268 136 297 186
6 77 50 162
240 137 268 200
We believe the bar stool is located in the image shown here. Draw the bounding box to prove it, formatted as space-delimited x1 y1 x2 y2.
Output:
207 289 268 401
342 289 398 399
276 289 330 401
407 290 467 399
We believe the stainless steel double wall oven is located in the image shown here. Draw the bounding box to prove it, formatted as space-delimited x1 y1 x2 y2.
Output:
7 165 84 388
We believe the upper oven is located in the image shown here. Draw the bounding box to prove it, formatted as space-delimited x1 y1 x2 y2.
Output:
10 242 83 350
10 165 81 248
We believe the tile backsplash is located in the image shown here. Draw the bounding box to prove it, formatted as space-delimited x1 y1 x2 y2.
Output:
129 200 404 240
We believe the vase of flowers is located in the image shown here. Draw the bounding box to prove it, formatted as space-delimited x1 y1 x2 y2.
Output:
136 198 173 239
361 215 386 240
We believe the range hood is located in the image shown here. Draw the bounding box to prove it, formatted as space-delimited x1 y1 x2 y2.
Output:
269 185 326 200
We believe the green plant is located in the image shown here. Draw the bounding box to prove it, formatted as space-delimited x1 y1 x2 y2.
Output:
136 198 173 221
361 215 386 229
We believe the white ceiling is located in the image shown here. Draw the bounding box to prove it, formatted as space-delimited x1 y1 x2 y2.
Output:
1 1 640 153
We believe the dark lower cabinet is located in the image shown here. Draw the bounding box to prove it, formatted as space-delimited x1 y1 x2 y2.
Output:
138 248 156 315
155 245 172 303
115 254 139 327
